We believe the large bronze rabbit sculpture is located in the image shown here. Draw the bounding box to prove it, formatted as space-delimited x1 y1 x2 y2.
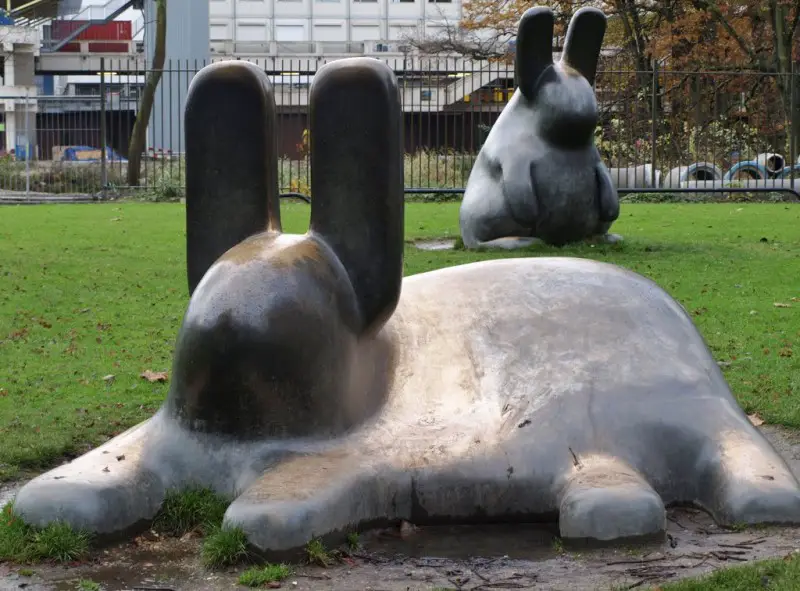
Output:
14 57 800 554
460 7 621 248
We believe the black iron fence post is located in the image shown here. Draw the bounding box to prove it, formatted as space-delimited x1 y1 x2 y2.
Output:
24 92 30 195
790 60 797 183
2 59 799 201
651 60 658 189
100 57 108 198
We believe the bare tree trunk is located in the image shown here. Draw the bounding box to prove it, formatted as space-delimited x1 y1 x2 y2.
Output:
127 0 167 187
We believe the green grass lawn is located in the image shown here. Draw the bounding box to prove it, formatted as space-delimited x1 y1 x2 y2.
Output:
0 202 798 483
659 553 800 590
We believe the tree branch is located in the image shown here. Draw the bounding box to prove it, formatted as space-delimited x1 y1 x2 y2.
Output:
691 0 761 66
787 1 800 50
405 9 513 61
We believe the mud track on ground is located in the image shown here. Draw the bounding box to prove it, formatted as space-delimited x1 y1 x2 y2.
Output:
2 426 799 591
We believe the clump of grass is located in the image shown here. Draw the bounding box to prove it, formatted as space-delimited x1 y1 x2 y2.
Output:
0 503 91 563
30 521 91 563
152 487 229 536
238 563 292 587
201 526 249 569
346 532 360 551
660 552 800 590
77 580 101 591
551 537 565 555
305 537 334 567
0 504 32 561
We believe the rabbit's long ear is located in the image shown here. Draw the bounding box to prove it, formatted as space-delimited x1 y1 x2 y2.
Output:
516 6 554 100
561 7 607 86
185 61 281 296
308 58 404 334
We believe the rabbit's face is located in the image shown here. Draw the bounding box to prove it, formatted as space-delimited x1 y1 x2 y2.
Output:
168 232 368 438
534 66 598 149
513 6 606 150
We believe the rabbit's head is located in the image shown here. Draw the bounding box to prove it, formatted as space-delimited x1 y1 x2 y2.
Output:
515 6 607 148
171 58 404 439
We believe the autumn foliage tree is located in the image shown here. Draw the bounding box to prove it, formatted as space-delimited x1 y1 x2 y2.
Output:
653 1 800 153
411 0 670 69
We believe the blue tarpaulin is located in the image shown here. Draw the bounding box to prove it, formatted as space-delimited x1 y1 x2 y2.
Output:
61 145 127 162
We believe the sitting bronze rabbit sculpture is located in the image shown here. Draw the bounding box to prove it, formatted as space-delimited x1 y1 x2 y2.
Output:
460 7 621 248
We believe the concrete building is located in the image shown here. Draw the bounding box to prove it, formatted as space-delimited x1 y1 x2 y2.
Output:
143 0 208 154
0 0 69 155
207 0 464 60
0 0 505 159
1 24 40 155
0 0 142 155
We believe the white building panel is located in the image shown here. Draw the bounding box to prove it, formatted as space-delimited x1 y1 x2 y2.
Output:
313 22 346 42
237 21 270 41
351 24 380 42
275 21 306 41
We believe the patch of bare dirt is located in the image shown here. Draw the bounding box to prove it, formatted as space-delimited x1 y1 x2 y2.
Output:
2 426 799 591
412 239 457 251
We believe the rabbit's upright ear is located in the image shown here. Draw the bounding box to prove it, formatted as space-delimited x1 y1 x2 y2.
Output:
308 58 404 335
515 6 555 100
561 7 607 86
185 61 281 295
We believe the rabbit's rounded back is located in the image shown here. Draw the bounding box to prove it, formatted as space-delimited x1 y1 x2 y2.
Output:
515 6 607 148
170 58 404 440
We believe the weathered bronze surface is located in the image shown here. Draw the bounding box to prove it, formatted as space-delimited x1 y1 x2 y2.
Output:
185 60 282 295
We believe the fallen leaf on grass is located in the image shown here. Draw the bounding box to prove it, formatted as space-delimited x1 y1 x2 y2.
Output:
774 302 792 308
102 374 115 383
140 370 169 383
748 414 765 427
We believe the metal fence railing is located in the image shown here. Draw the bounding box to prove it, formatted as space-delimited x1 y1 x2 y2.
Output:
1 57 798 199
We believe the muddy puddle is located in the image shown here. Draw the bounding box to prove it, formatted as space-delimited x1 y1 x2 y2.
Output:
0 483 21 508
412 239 457 251
1 425 799 591
4 509 799 591
362 522 561 561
